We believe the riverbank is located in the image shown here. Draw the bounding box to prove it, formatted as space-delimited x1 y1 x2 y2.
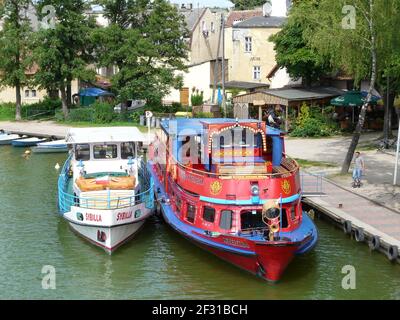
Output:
0 120 149 139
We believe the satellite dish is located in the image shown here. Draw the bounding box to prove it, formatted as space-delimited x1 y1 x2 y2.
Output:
263 2 273 17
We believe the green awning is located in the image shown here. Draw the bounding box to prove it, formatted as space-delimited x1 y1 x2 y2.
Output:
331 91 381 107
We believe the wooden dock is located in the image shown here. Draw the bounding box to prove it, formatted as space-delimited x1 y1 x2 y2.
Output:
302 173 400 263
0 121 68 139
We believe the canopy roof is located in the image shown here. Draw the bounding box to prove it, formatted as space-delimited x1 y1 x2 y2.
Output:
330 91 381 107
78 88 114 97
160 118 282 137
66 127 145 144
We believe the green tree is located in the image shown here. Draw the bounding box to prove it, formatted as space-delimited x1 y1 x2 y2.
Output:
94 0 188 106
231 0 268 10
0 0 33 120
269 0 331 87
33 0 96 118
303 0 400 173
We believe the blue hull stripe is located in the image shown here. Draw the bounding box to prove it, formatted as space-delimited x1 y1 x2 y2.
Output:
200 193 300 205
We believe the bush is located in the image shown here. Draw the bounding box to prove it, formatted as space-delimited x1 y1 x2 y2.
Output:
0 103 16 120
290 103 338 137
194 111 214 118
67 107 94 122
191 88 204 107
92 102 116 123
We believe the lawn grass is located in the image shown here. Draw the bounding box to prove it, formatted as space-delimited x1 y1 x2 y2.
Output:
58 121 149 133
294 158 337 168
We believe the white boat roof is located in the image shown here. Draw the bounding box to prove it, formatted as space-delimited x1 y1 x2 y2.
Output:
66 127 146 144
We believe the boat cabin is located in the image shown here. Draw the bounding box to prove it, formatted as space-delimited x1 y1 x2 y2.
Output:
66 127 147 194
152 119 302 236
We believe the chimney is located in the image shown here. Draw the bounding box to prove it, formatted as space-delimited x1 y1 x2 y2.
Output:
270 0 291 17
263 2 272 17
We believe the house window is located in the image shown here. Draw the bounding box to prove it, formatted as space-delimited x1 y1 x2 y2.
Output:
203 206 216 223
220 210 233 230
25 90 30 98
245 36 252 52
186 204 196 223
31 90 37 97
202 21 207 32
211 22 215 33
253 66 261 80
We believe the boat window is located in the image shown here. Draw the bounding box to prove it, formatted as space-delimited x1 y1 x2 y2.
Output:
289 206 296 221
203 206 216 223
220 210 233 230
176 197 182 212
75 144 90 161
186 204 196 223
121 142 135 159
241 210 265 231
94 144 118 159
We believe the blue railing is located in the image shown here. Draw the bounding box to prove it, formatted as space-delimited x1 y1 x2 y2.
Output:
57 155 154 214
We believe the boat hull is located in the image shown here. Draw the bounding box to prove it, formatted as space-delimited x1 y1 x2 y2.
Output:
12 140 46 147
62 203 153 253
32 146 69 153
150 163 317 283
68 220 146 253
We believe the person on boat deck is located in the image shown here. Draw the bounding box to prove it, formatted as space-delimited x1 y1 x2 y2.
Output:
352 151 365 188
265 106 282 129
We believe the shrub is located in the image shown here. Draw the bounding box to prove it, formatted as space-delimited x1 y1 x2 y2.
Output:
191 88 204 107
194 111 214 118
92 102 116 123
290 103 338 137
67 107 94 122
0 103 16 120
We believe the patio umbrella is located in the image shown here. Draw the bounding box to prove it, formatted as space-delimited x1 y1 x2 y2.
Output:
331 91 381 123
330 90 381 107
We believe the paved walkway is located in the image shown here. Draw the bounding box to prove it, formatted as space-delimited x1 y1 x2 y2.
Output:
0 121 70 139
286 133 400 212
303 176 400 252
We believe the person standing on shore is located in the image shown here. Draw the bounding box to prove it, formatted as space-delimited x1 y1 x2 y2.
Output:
352 152 365 188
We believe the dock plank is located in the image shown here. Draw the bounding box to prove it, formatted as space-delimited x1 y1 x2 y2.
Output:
302 174 400 261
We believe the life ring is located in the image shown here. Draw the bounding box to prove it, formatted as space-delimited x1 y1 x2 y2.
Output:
387 246 398 262
343 220 352 235
354 227 365 242
368 235 380 251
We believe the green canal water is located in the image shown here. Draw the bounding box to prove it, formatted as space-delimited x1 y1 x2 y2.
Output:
0 145 400 300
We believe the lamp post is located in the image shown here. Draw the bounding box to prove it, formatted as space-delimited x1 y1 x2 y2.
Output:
394 108 400 186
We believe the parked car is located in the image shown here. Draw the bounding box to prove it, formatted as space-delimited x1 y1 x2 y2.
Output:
114 100 146 113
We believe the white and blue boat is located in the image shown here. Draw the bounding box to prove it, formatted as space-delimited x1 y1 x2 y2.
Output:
12 137 47 147
57 127 154 253
32 140 68 153
0 134 24 145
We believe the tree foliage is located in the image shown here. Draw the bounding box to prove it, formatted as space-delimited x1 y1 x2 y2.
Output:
0 0 33 120
32 0 97 117
94 0 188 105
269 0 331 86
231 0 268 10
301 0 400 172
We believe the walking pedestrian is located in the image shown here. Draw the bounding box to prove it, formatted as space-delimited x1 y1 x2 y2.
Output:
352 151 365 188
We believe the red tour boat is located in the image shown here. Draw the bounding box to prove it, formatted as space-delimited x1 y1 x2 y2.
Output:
148 118 318 282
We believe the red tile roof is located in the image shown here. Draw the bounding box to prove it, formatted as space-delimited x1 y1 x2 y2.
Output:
225 10 263 28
